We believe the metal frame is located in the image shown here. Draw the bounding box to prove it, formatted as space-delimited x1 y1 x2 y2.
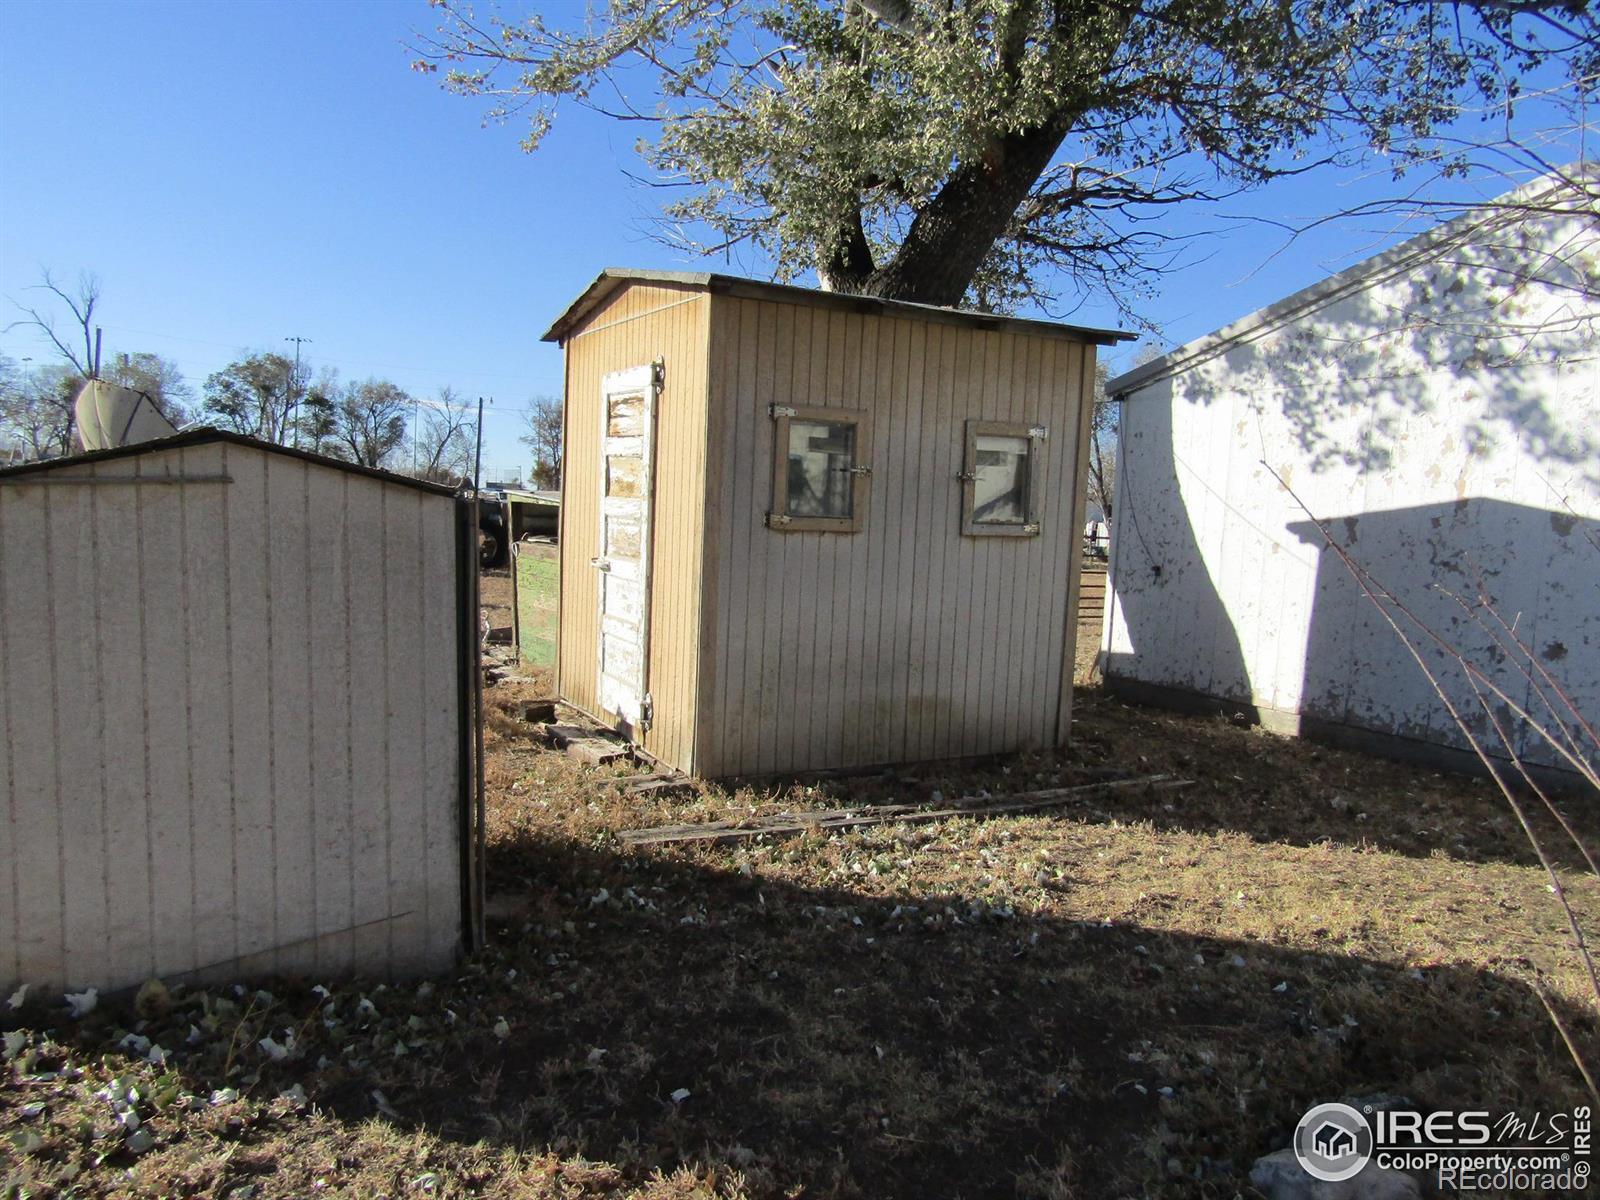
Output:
960 419 1044 538
766 403 872 534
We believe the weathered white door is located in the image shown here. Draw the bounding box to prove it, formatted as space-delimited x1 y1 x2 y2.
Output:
593 364 658 731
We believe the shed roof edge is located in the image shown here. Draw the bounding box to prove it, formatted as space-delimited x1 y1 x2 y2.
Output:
540 268 1135 345
0 427 464 497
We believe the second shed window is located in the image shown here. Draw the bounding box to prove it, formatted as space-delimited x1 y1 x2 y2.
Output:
962 420 1042 536
769 405 870 532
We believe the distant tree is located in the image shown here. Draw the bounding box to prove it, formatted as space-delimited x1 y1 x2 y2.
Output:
0 363 79 459
295 367 342 455
103 351 193 426
1087 362 1115 521
1088 342 1164 522
6 269 100 377
519 394 563 489
413 386 476 482
4 269 106 449
0 354 28 460
203 352 297 442
337 378 411 468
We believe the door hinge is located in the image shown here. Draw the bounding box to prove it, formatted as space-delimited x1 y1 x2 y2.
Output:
769 404 797 419
834 464 872 476
765 512 792 527
1029 425 1049 440
957 470 976 481
590 556 612 572
1023 521 1041 534
652 359 666 391
640 693 654 732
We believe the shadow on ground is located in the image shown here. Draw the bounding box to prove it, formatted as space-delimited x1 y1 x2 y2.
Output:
1064 688 1584 871
8 718 1596 1198
698 689 1580 875
313 829 1593 1198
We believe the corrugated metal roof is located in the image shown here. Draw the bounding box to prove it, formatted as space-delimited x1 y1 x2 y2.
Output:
0 427 462 497
541 268 1134 345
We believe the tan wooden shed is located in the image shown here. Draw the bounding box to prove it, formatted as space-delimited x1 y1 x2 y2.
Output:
0 429 480 996
543 270 1131 778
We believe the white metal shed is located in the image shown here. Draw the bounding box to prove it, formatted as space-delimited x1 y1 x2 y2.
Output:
0 429 481 995
1102 173 1599 777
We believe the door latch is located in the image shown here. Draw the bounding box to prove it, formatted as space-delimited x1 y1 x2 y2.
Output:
590 557 612 572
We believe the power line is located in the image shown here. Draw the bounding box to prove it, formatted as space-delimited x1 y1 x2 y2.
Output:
91 322 547 386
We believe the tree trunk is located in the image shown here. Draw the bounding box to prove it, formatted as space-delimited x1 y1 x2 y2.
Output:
854 118 1074 306
816 203 876 293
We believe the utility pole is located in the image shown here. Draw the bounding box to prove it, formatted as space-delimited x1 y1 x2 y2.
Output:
284 335 312 447
473 396 488 490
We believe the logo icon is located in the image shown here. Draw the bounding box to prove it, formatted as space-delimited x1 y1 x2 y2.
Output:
1294 1102 1373 1182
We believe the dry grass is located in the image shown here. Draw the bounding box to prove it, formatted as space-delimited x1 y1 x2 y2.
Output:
5 678 1597 1199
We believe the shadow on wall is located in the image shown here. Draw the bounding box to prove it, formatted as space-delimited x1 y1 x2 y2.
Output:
1169 205 1600 488
1107 397 1599 771
1104 390 1251 709
1287 499 1599 773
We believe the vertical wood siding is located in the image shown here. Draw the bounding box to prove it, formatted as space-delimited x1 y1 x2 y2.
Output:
0 442 463 994
698 295 1093 776
558 284 711 773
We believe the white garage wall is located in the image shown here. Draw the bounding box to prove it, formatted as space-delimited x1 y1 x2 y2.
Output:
1105 204 1600 772
0 438 465 994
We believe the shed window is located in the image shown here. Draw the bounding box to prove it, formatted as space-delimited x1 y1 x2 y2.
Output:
962 420 1043 536
768 405 870 532
607 392 645 437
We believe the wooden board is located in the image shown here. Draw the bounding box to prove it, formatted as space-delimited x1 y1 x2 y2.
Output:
619 774 1187 846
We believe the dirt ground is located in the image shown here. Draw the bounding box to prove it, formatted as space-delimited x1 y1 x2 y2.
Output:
4 659 1597 1198
480 568 513 636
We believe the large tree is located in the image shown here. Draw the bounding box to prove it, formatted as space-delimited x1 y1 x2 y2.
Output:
413 0 1597 314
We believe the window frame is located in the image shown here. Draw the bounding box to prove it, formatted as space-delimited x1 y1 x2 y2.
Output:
961 419 1044 537
767 403 872 533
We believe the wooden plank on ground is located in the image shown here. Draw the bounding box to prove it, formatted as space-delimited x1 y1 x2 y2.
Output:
618 774 1189 847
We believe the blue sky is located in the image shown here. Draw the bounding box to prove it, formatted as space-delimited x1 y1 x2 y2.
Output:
0 0 1566 478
